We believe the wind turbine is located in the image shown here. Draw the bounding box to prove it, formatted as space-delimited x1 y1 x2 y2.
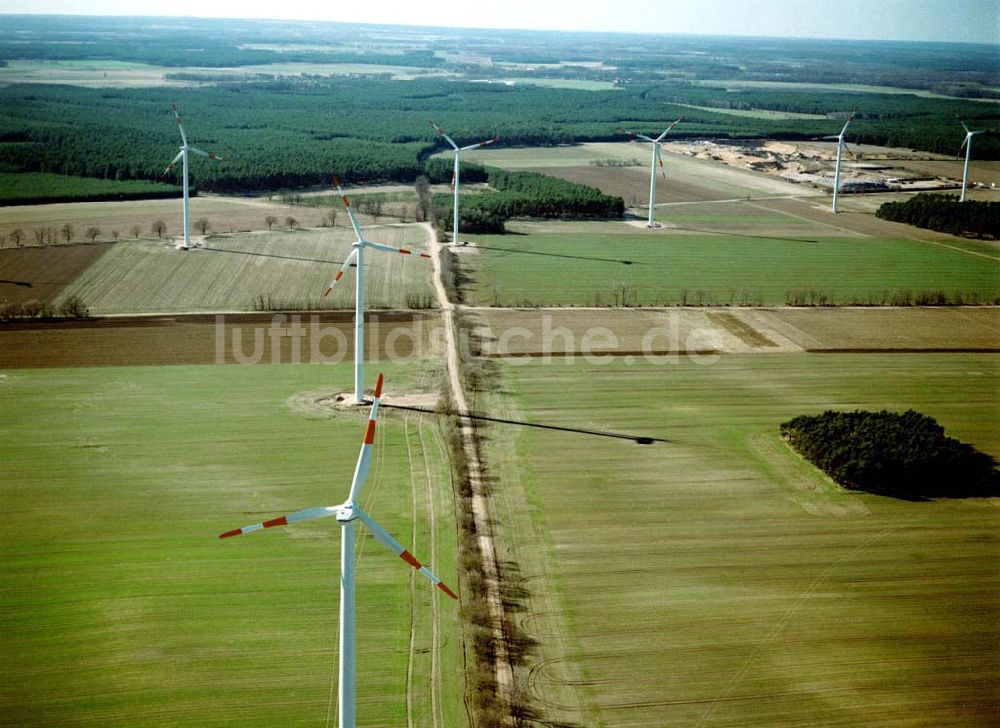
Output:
428 121 498 244
163 105 223 250
323 177 430 404
219 373 457 728
822 110 856 213
958 121 985 202
626 117 683 227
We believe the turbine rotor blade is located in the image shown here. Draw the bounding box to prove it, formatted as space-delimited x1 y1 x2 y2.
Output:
364 240 430 258
428 119 459 150
960 120 971 135
162 150 184 176
189 147 223 161
656 116 683 142
323 249 358 297
631 133 656 143
219 506 338 538
172 104 188 146
839 112 855 137
461 137 498 151
355 507 459 599
332 176 366 240
346 372 383 504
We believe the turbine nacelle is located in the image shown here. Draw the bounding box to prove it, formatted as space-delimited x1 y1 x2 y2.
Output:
335 503 357 525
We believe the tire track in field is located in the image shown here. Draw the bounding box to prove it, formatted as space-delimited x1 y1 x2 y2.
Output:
747 200 870 238
694 522 905 727
418 419 442 728
403 415 418 728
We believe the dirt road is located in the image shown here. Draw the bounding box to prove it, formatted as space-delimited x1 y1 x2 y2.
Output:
424 222 514 713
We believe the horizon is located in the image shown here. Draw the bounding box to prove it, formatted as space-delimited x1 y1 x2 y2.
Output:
1 0 998 46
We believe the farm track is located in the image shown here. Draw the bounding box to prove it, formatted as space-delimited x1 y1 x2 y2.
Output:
425 222 515 716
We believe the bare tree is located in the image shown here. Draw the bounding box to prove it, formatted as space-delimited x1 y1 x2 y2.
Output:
371 199 383 223
415 175 431 222
33 228 46 245
152 220 166 238
194 217 210 235
60 223 74 243
130 224 140 239
112 230 120 241
85 227 101 242
285 216 297 230
59 295 89 319
11 228 25 247
326 209 337 228
265 215 277 231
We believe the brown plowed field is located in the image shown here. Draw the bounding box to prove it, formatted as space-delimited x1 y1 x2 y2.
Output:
0 242 113 305
0 311 440 368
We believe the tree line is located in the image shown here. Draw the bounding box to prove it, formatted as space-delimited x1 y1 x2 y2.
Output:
2 77 997 204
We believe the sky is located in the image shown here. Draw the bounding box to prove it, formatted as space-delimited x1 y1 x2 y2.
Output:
2 0 998 45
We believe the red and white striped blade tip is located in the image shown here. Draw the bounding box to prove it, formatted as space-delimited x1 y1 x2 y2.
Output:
437 582 458 600
218 514 287 539
374 373 384 398
323 286 333 297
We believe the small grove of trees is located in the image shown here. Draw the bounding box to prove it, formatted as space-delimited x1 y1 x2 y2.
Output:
194 218 211 234
428 164 625 238
152 220 166 238
61 223 73 243
356 199 383 223
876 194 1000 239
781 409 999 499
85 227 101 242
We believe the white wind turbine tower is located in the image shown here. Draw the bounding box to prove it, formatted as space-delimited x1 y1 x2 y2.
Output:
428 121 498 243
626 117 683 227
219 373 457 728
163 105 223 250
958 120 985 202
823 110 856 214
323 177 430 404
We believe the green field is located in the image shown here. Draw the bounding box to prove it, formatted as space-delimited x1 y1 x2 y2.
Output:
482 353 1000 727
672 103 828 120
458 231 1000 307
54 226 436 314
0 361 463 727
0 173 181 205
499 78 619 91
693 78 1000 102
